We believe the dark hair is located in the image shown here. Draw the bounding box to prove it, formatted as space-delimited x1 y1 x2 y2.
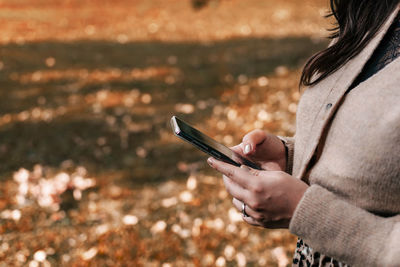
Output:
300 0 399 87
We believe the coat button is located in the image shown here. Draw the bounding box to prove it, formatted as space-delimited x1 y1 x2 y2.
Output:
326 103 333 110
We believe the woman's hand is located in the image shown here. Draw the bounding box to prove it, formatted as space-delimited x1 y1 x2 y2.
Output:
207 157 308 229
231 129 287 171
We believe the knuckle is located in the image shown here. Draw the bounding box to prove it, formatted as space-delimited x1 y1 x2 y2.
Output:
244 129 260 141
248 198 261 211
249 185 259 194
253 202 263 211
227 169 235 178
253 186 264 195
253 213 264 221
254 129 264 135
249 181 263 193
250 169 261 177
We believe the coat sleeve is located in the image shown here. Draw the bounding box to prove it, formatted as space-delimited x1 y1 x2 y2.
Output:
278 136 295 175
289 184 400 267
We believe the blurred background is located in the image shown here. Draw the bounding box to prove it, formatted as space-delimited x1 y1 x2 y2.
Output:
0 0 331 266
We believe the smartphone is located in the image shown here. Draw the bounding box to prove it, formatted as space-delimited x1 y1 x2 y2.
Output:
170 116 262 170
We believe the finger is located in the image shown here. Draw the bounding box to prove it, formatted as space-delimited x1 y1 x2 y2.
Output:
231 198 263 226
223 175 249 202
240 164 264 178
232 198 262 226
243 215 263 226
207 157 254 189
230 144 245 157
232 198 260 219
242 129 267 155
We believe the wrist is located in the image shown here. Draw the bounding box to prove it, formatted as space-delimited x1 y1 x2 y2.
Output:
281 139 289 169
277 136 294 174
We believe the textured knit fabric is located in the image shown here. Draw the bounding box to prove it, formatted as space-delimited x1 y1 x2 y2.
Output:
284 6 400 267
291 9 400 267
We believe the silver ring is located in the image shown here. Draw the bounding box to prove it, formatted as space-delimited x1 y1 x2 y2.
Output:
242 202 250 217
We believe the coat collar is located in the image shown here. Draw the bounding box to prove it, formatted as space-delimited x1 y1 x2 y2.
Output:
296 6 400 180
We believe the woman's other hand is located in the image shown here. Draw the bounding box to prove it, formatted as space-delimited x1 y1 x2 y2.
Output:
231 130 287 171
207 157 308 229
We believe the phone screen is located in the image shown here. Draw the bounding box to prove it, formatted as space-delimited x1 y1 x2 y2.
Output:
171 116 262 170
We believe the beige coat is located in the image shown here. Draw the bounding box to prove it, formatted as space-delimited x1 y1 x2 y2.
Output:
285 7 400 267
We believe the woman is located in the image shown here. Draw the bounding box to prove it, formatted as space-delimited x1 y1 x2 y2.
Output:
207 0 400 266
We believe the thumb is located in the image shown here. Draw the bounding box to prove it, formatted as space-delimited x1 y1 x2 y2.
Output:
242 129 267 155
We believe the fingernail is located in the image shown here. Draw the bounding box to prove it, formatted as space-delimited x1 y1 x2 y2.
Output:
244 144 251 154
207 157 214 166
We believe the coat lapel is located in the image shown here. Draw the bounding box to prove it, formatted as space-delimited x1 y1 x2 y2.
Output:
297 7 400 180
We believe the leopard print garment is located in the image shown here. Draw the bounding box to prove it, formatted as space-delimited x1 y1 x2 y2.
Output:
292 238 349 267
